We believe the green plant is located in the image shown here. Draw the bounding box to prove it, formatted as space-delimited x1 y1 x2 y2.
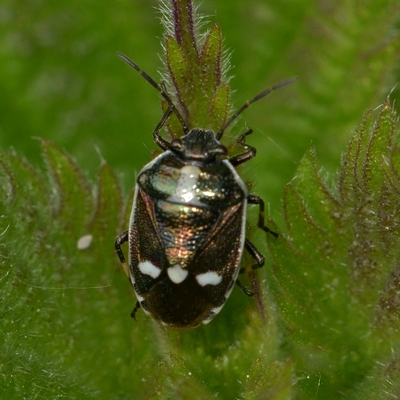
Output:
1 0 400 398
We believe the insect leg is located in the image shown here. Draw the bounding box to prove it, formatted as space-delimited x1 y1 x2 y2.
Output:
244 238 265 270
115 231 142 320
235 238 265 296
115 230 130 278
152 104 175 151
131 301 141 320
229 128 257 166
236 279 254 297
247 195 278 238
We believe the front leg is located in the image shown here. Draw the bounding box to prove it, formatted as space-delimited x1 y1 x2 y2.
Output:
229 128 257 167
152 104 175 151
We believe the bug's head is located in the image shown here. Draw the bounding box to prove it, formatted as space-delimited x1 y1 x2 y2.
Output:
169 128 227 162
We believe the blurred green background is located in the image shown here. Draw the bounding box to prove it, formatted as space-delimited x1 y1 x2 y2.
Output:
2 0 398 218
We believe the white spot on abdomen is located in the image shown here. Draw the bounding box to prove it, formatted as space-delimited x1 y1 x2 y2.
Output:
138 260 161 279
167 264 189 284
168 165 202 205
196 271 222 286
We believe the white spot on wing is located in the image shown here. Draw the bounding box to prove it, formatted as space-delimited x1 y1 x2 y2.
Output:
167 264 189 284
168 165 202 205
138 260 161 279
196 271 222 287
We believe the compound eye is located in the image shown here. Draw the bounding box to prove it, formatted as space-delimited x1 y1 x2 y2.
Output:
170 138 183 150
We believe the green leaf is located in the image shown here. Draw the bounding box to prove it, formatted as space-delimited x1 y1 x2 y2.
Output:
164 2 231 133
200 24 223 94
269 101 400 398
208 83 231 133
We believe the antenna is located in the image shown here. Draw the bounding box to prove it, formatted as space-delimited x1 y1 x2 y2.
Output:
216 76 297 140
117 52 188 134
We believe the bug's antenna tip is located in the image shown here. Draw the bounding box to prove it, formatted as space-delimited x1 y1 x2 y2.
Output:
117 52 140 72
272 76 298 91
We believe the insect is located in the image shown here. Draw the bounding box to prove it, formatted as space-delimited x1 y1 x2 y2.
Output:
115 52 295 328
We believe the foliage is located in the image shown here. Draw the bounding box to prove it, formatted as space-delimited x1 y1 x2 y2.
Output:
1 0 400 399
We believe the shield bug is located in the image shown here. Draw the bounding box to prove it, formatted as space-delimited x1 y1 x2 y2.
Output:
115 52 295 328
